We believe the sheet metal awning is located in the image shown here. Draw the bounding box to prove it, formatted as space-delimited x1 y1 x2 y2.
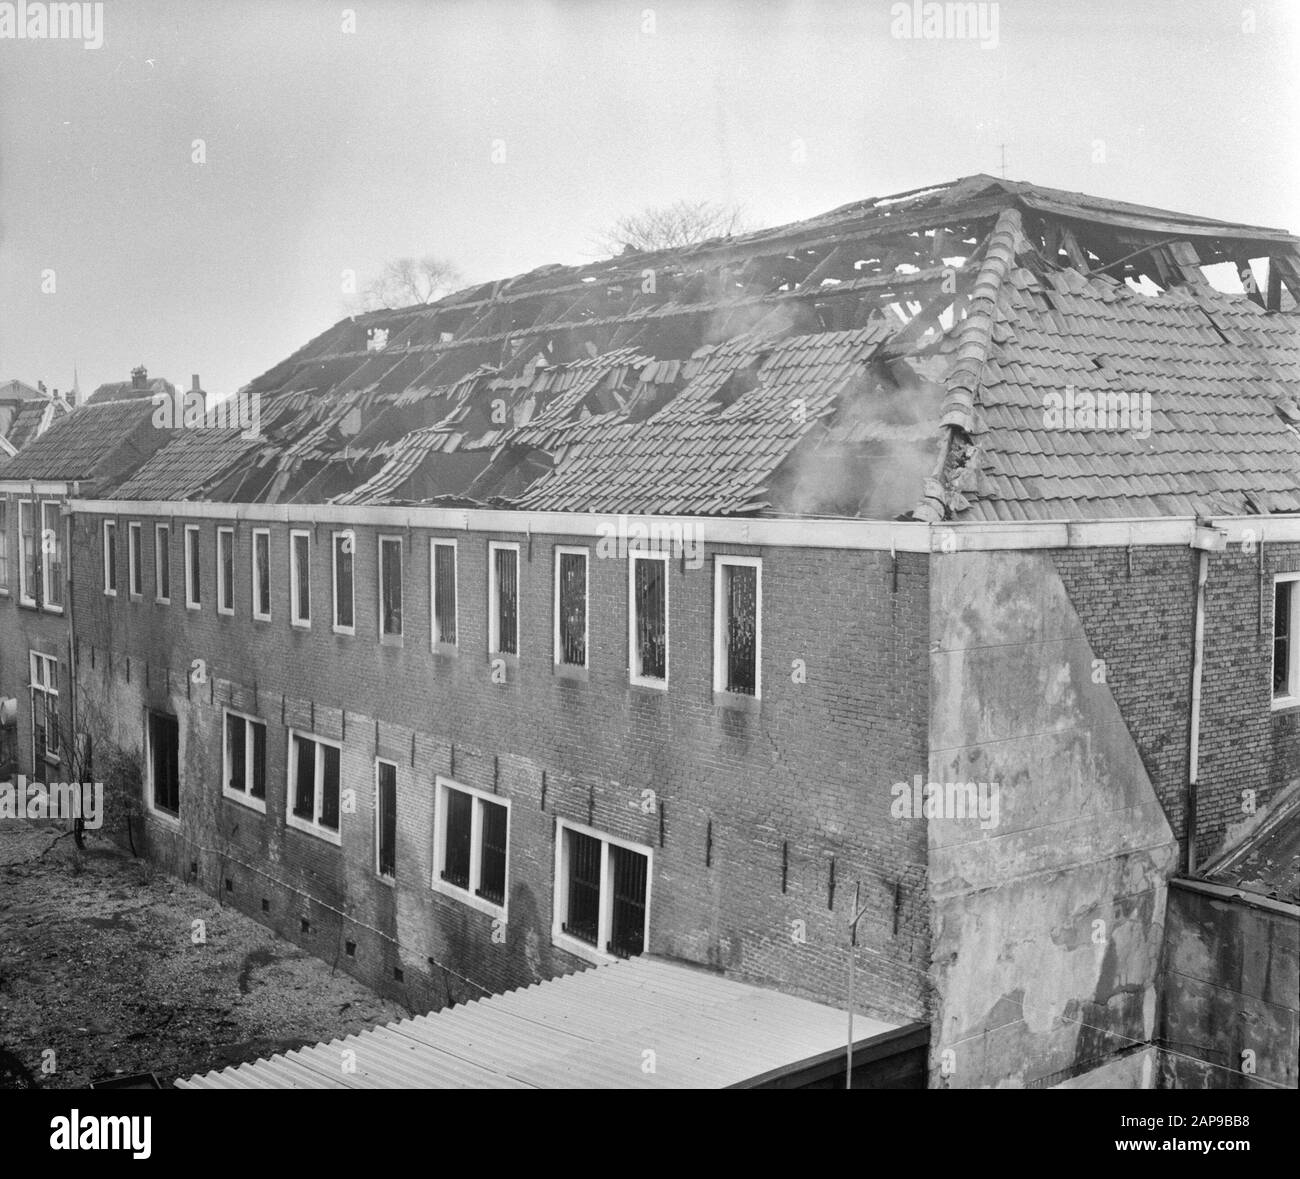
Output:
176 955 900 1089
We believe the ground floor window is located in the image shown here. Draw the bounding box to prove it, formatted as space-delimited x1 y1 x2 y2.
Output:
432 777 509 916
554 821 650 959
287 730 341 842
148 711 180 816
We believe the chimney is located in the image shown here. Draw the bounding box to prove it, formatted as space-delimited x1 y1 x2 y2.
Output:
191 374 207 418
131 365 148 390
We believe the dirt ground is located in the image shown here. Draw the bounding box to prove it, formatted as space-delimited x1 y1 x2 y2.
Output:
0 820 407 1089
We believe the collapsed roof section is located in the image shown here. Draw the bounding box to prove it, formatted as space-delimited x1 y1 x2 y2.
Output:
93 174 1300 520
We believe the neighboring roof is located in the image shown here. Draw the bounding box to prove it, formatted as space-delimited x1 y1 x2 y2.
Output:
108 428 262 501
87 175 1300 521
0 378 46 402
85 377 176 406
0 399 165 486
175 955 899 1089
1205 793 1300 905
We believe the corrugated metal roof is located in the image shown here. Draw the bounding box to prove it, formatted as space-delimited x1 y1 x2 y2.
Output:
175 956 898 1090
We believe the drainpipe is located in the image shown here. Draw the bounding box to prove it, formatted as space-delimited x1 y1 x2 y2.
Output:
1188 521 1226 875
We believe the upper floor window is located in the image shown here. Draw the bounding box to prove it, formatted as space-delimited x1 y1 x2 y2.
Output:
1274 574 1300 706
252 528 271 620
488 542 519 656
714 556 761 698
30 651 60 774
40 502 63 611
17 500 36 606
554 547 588 668
0 500 8 592
287 730 341 844
628 552 668 687
218 527 235 615
128 521 143 597
332 530 354 634
290 530 311 627
379 536 402 638
375 759 397 882
184 525 201 609
431 540 457 648
103 520 118 596
155 524 171 603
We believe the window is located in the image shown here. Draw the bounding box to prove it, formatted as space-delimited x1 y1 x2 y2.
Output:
554 547 588 668
287 730 341 843
332 530 354 634
290 530 311 627
0 500 8 591
375 759 397 881
155 524 171 603
252 528 270 620
431 540 457 647
103 520 118 595
714 556 761 697
40 502 63 610
30 651 59 775
379 536 402 637
217 527 235 614
18 500 35 606
223 710 267 811
1274 574 1300 706
127 521 143 597
432 777 509 916
628 553 668 687
488 542 519 656
184 525 201 609
553 822 650 961
147 711 180 817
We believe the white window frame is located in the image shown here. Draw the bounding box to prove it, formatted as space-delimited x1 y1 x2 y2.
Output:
154 523 171 604
331 529 355 636
374 757 398 884
553 545 589 669
216 527 235 615
430 538 458 649
0 499 9 595
17 499 35 606
285 728 343 846
221 708 267 814
1273 573 1300 708
29 650 60 771
551 818 652 965
184 524 201 610
127 521 143 598
627 551 669 688
431 775 510 920
290 529 311 628
713 555 762 698
251 528 271 621
378 534 403 640
102 519 117 596
144 708 181 825
40 501 63 612
488 541 520 657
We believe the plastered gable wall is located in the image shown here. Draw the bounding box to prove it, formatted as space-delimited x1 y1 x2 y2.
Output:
927 548 1178 1088
70 509 932 1023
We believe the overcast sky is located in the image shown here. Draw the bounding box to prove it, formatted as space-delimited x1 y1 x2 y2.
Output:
1 0 1296 400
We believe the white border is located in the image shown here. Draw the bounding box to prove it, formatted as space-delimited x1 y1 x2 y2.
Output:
184 524 201 610
102 519 117 596
285 727 343 846
17 499 34 606
1273 572 1300 709
430 538 458 649
221 707 268 814
127 520 143 599
331 529 355 635
374 757 398 884
551 818 652 965
713 555 762 698
40 501 64 612
378 534 404 640
431 775 510 920
627 550 669 688
251 528 271 621
488 541 520 656
217 526 235 615
553 545 589 668
154 522 171 604
290 529 311 628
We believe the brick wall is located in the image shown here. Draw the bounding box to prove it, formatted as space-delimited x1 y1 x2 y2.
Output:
69 508 932 1024
1053 541 1300 865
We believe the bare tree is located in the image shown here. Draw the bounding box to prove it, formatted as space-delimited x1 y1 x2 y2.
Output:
352 255 462 312
594 199 751 255
53 683 144 854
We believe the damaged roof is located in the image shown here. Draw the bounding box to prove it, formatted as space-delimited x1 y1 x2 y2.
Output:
89 174 1300 521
